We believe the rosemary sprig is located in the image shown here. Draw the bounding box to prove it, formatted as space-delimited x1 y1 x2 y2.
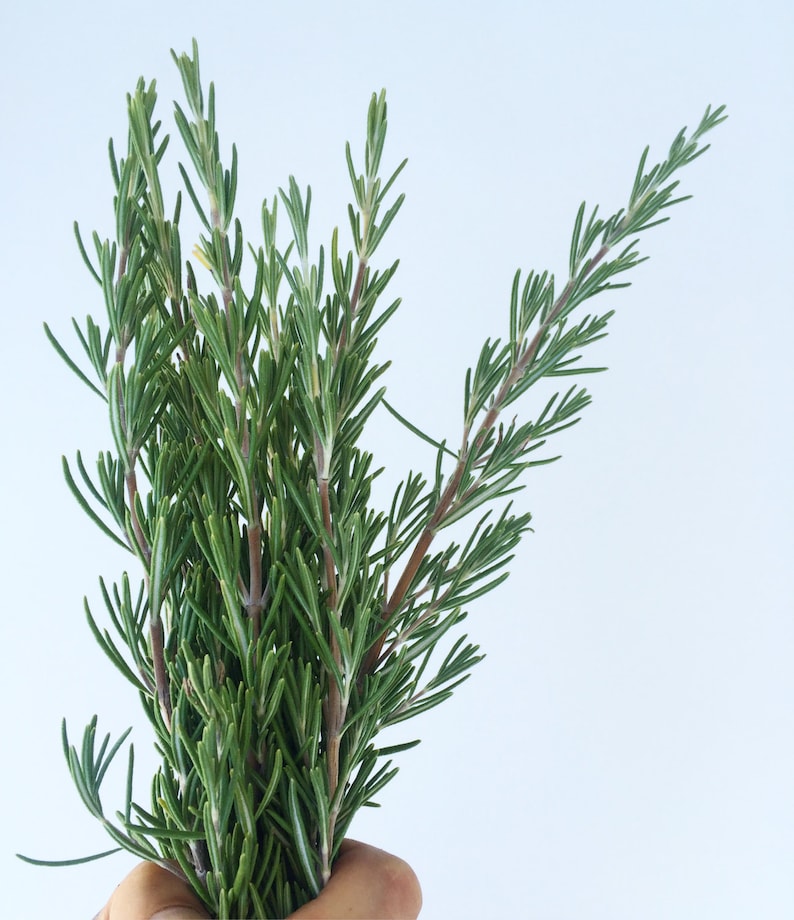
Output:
23 39 724 919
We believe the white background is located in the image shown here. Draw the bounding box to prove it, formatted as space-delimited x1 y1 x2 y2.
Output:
1 1 792 918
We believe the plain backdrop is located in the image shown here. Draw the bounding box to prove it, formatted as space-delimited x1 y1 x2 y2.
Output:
1 1 792 918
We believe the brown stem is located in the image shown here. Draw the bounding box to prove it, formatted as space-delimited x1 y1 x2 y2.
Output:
377 580 455 668
125 469 150 564
236 391 263 648
360 467 463 676
125 466 172 727
317 216 374 880
336 257 367 358
149 616 172 727
117 246 129 286
360 242 615 677
210 196 264 651
245 521 263 642
316 440 346 884
113 193 176 725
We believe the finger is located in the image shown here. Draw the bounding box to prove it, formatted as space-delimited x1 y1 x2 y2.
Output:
97 841 421 920
289 839 422 920
100 861 210 920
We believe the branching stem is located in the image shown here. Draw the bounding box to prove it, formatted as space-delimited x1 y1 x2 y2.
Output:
361 241 615 676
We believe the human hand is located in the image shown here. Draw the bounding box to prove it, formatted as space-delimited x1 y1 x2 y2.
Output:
96 839 422 919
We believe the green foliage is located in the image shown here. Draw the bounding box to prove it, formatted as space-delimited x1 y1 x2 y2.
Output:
25 39 724 919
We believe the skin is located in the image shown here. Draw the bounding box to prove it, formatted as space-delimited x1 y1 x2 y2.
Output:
97 840 422 920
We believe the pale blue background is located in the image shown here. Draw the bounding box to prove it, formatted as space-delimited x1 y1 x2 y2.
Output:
1 1 792 918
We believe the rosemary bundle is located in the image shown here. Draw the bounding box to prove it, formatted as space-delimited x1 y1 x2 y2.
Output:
25 41 724 919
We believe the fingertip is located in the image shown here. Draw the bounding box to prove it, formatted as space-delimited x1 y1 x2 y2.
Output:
291 841 422 919
104 862 210 920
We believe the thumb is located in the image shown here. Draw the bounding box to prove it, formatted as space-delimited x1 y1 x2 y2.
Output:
101 862 210 920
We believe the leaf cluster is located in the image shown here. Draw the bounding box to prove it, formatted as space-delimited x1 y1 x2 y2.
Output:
29 39 724 919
